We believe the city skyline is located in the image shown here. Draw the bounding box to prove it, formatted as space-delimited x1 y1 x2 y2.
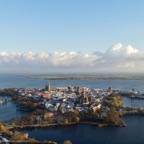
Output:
0 0 144 73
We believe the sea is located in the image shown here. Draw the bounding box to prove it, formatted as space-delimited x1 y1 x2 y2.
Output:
1 74 144 144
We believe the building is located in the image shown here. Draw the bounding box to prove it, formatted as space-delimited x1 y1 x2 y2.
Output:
45 83 51 92
78 89 89 104
77 86 81 95
108 87 113 93
41 93 51 99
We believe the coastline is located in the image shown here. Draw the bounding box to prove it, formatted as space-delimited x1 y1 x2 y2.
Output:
78 121 126 127
8 121 126 131
24 73 144 80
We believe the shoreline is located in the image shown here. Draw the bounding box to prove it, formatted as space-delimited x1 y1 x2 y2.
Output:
24 73 144 81
26 76 144 80
8 121 126 131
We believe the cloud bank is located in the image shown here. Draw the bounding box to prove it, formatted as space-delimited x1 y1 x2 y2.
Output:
0 43 144 73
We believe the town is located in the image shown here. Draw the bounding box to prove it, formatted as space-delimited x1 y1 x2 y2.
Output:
1 84 144 143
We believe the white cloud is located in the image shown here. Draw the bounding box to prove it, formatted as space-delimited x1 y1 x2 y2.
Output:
124 45 139 55
107 43 123 54
96 43 144 72
0 43 144 73
105 43 139 58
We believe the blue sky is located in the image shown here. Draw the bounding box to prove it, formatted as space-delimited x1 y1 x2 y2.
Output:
0 0 144 73
0 0 144 53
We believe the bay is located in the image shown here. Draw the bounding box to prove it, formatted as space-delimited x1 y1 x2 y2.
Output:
20 116 144 144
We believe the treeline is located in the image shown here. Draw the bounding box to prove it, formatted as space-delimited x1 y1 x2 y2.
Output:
0 121 37 143
0 88 18 96
104 95 125 126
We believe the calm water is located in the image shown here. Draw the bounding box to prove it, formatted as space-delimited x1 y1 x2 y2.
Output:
123 97 144 107
1 74 144 91
1 74 144 143
21 116 144 144
0 96 30 121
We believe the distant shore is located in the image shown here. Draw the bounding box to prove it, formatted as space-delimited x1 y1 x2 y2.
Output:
24 73 144 80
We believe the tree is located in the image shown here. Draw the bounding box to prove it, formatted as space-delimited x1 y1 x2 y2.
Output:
105 95 123 109
106 110 122 125
60 118 69 125
0 121 7 133
27 114 35 124
43 112 54 121
137 107 143 113
67 111 80 123
75 116 80 122
63 140 72 144
0 121 13 136
11 131 28 141
125 106 131 111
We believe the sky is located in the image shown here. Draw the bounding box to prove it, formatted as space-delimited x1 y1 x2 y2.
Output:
0 0 144 74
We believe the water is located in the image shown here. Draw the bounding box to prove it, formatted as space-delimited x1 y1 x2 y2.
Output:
20 117 144 144
0 96 30 121
1 74 144 143
123 97 144 107
1 74 144 91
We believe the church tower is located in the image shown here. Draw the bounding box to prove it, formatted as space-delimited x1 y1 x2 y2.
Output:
46 83 51 92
